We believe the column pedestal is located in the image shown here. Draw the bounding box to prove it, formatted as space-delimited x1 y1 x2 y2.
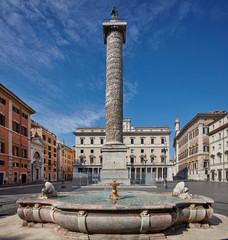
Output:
100 143 130 185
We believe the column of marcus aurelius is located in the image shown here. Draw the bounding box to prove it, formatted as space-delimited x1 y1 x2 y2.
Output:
100 8 130 185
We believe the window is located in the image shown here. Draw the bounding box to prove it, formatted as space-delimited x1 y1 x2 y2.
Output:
161 138 165 144
13 121 19 133
44 149 46 154
100 138 104 144
141 149 144 153
90 157 94 164
203 127 208 135
90 149 94 154
13 162 19 167
151 157 154 163
212 146 215 151
161 156 164 163
13 146 19 156
48 146 51 151
90 138 94 144
54 148 56 152
0 113 5 126
22 163 27 168
48 152 51 158
219 155 222 163
130 157 134 164
43 135 46 141
54 141 56 145
151 149 154 153
219 133 221 139
44 158 46 164
0 160 4 166
161 149 165 153
22 112 28 119
21 126 27 136
141 138 144 144
48 138 51 143
0 96 6 105
22 149 27 158
130 149 134 153
130 138 134 144
80 149 84 154
48 160 52 166
196 128 199 136
212 136 214 142
219 121 221 126
13 106 19 114
80 138 84 145
219 144 221 149
0 142 5 153
203 146 209 152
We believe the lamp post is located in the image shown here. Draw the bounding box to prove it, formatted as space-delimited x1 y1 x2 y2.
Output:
144 156 148 185
163 141 168 189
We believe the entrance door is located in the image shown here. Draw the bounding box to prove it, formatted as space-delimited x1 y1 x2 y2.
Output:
48 173 51 182
0 173 4 184
14 172 18 183
21 174 26 183
36 169 39 180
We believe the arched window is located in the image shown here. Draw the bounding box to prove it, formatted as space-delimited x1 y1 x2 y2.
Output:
130 157 134 164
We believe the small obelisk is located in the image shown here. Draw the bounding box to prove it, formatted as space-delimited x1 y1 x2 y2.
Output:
100 8 130 185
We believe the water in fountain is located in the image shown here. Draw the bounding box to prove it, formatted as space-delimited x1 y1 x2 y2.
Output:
55 191 178 205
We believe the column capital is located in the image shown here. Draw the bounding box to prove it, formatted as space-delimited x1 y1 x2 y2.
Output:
103 20 127 44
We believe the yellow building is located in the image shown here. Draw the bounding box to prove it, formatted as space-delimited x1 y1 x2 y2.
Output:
57 141 75 180
31 121 57 182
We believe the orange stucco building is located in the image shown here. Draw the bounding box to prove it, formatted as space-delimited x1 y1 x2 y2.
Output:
0 83 35 184
31 121 57 182
57 141 75 181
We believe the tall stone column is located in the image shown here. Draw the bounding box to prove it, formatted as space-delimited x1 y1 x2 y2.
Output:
100 8 130 185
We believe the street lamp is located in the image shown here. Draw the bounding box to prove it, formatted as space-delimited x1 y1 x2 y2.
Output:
163 141 168 189
144 156 148 185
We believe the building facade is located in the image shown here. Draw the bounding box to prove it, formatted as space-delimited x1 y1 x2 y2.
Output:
74 119 173 182
31 121 57 182
209 113 228 182
173 111 226 181
0 83 35 184
57 141 75 181
31 132 46 182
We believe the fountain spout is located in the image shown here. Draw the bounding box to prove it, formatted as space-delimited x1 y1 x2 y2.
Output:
106 182 123 199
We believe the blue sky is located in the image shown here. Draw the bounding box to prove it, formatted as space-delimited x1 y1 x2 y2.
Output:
1 0 228 157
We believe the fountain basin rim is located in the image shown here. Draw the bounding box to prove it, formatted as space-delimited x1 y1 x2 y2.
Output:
16 191 214 211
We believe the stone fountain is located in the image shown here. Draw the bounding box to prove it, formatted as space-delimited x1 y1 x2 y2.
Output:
17 8 214 238
17 181 213 235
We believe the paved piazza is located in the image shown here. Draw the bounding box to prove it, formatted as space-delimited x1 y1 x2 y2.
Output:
0 181 228 239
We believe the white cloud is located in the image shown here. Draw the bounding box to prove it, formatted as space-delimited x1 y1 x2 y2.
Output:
124 80 138 104
31 103 105 135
